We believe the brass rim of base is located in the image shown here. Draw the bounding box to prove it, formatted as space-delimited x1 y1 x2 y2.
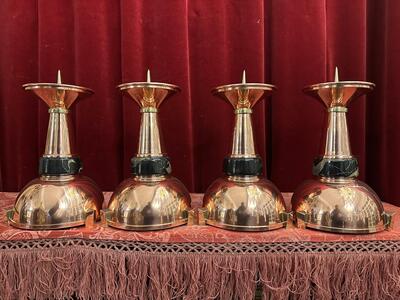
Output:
7 209 95 230
205 219 286 232
297 221 386 234
105 218 188 231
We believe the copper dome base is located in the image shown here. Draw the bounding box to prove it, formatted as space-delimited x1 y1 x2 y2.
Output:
203 176 289 232
292 178 392 234
8 175 103 230
106 175 191 231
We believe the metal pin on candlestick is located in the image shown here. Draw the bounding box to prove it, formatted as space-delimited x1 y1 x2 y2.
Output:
7 71 104 230
202 71 289 231
292 67 393 233
105 70 191 230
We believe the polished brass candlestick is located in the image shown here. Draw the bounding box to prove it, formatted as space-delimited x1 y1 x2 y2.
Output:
7 71 104 230
292 67 392 233
202 71 288 231
106 70 191 230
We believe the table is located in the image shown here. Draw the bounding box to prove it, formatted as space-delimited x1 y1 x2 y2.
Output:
1 192 400 299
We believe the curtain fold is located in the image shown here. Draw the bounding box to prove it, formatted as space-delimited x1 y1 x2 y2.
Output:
366 0 400 203
0 0 399 205
325 0 368 180
269 0 327 191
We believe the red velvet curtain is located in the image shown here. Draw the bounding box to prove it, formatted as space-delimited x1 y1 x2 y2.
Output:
0 0 399 204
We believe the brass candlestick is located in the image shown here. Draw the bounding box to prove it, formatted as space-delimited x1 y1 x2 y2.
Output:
7 71 104 230
292 68 392 233
106 70 191 230
202 71 288 231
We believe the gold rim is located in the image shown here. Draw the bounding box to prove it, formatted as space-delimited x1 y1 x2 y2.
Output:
106 219 188 231
22 83 94 94
303 81 375 93
7 209 95 230
301 222 385 234
23 83 94 94
205 219 286 232
117 82 181 92
8 215 86 230
212 83 276 95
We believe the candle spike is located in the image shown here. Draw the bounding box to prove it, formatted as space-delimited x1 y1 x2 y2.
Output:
147 69 151 83
242 70 246 84
57 70 62 84
334 66 339 83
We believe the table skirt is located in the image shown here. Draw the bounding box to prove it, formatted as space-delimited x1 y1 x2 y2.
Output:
1 192 400 299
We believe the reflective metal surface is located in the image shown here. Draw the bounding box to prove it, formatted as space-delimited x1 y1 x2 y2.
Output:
303 66 376 109
211 70 276 110
292 67 392 233
9 175 103 230
108 70 191 230
24 71 93 158
204 176 288 231
322 106 352 159
231 109 256 158
44 108 74 157
107 175 191 230
292 178 392 233
137 108 164 157
203 71 288 231
117 70 180 109
8 71 103 229
23 71 93 109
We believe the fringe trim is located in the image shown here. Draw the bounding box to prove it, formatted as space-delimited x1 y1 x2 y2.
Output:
0 246 400 299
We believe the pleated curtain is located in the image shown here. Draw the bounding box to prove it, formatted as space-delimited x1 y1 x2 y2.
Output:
0 0 399 205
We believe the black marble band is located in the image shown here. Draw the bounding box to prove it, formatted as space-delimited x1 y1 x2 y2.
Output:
312 157 359 178
131 156 171 176
39 156 82 176
223 157 263 176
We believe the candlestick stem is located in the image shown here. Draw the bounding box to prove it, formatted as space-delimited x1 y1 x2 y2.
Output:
231 109 256 158
44 108 74 157
321 107 352 159
137 108 163 157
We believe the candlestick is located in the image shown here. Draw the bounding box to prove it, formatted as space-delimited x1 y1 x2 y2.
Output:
292 67 392 233
202 71 288 231
7 71 104 230
105 70 191 230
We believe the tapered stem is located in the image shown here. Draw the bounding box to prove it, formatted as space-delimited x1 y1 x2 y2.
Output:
44 108 74 157
137 108 163 157
230 108 256 158
321 107 352 158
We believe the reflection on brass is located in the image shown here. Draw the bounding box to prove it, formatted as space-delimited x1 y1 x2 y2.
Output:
203 71 288 231
293 179 390 233
187 209 197 226
292 67 392 234
107 70 191 231
204 176 288 231
108 176 190 230
8 71 104 230
197 208 208 226
100 209 110 227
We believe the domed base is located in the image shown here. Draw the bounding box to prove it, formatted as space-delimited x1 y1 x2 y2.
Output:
8 175 104 230
106 175 191 231
203 176 288 232
292 178 392 234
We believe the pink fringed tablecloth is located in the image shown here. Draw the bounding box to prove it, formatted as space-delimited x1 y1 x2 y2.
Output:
1 192 400 300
